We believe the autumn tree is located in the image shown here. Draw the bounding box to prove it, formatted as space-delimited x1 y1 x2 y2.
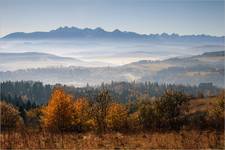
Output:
155 90 190 130
106 103 128 131
93 90 112 133
42 88 75 132
138 91 190 130
0 101 22 131
127 112 141 131
72 98 93 131
138 100 158 130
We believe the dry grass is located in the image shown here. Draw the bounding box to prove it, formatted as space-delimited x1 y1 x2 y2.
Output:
0 130 224 149
188 97 217 114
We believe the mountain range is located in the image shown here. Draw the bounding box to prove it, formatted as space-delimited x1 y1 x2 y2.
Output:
2 26 224 44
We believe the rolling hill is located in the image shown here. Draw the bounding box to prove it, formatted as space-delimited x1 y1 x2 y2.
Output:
0 52 110 71
0 51 224 87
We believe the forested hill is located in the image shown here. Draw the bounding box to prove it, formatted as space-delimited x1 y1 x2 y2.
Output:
0 81 222 106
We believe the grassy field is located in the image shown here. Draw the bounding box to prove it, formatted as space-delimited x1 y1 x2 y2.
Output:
0 130 224 149
188 97 217 114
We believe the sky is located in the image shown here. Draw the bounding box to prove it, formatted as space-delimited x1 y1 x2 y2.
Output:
0 0 224 37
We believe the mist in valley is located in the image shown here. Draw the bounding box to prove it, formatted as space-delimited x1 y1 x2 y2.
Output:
0 38 224 69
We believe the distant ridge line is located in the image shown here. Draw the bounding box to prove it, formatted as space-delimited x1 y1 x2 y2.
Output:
1 26 224 40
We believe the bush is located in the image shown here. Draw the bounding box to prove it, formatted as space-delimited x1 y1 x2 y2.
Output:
0 101 23 131
26 107 42 129
186 112 208 129
208 92 224 130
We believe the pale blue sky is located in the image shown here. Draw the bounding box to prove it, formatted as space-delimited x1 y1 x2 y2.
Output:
0 0 224 36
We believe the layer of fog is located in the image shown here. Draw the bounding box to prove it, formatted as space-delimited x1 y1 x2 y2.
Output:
0 39 224 66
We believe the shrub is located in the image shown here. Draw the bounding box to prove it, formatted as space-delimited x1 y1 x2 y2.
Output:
26 107 42 129
186 112 208 129
208 91 224 129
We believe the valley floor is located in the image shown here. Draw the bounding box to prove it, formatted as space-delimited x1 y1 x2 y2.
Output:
0 130 224 149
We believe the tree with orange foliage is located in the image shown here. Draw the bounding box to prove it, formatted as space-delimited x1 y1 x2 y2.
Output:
72 98 93 131
42 88 75 132
106 103 128 131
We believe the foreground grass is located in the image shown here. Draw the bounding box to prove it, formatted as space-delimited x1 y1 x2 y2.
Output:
0 130 224 149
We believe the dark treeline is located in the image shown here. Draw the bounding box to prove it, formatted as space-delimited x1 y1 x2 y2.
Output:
0 80 221 106
1 81 52 105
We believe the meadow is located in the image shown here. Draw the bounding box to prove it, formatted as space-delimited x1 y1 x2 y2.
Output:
1 130 224 149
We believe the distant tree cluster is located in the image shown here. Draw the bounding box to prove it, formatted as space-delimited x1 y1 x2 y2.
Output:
1 81 51 104
67 81 220 103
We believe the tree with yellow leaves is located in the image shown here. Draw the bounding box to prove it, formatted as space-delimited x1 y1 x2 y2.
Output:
106 103 128 131
42 88 75 132
127 112 141 131
72 98 93 131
